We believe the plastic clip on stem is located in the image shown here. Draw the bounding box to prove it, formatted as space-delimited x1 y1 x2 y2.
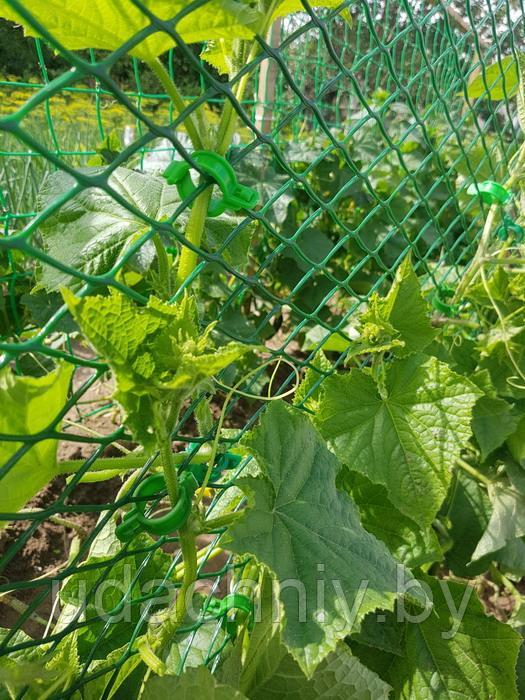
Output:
496 214 525 242
115 450 242 542
432 284 461 318
206 593 254 636
116 471 199 542
466 180 511 206
467 180 524 242
163 150 259 217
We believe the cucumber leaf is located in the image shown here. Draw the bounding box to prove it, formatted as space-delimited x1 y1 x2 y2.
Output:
353 257 436 358
0 1 261 62
472 395 520 461
385 576 520 699
466 55 520 100
0 362 73 522
249 643 392 700
338 470 441 568
63 290 252 450
0 629 80 699
315 355 481 527
444 471 493 577
472 483 525 561
36 168 255 291
271 0 351 22
228 401 423 677
142 666 247 699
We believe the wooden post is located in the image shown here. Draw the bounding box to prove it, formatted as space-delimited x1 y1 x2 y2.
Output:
255 18 282 134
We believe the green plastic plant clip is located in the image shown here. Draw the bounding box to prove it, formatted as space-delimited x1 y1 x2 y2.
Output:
432 284 460 318
205 593 254 636
466 181 511 206
163 151 259 217
216 451 242 472
185 445 242 486
496 214 525 242
116 471 199 542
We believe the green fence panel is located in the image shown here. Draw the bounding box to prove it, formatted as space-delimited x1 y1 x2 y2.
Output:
0 0 522 696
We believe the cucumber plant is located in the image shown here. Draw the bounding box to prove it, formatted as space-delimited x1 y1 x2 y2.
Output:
0 3 525 699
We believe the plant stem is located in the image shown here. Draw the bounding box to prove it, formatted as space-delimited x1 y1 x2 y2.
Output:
489 563 522 600
58 446 214 476
176 7 279 287
153 526 198 648
146 57 204 150
172 545 223 581
0 593 48 627
454 140 525 302
204 511 243 531
456 457 492 486
431 315 479 329
215 67 254 156
482 257 525 266
159 430 179 506
153 403 180 506
175 187 212 289
215 2 278 155
153 233 171 298
453 203 499 302
173 526 198 625
59 456 145 474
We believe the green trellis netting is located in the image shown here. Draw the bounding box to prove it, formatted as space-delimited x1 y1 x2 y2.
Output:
0 0 523 694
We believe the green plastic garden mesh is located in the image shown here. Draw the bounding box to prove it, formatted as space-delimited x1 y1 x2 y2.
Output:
0 0 522 696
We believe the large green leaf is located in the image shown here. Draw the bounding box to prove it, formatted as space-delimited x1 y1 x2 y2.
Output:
202 0 350 75
508 416 525 465
228 401 422 677
271 0 351 22
472 483 525 561
339 470 441 568
0 363 73 522
386 576 521 699
59 518 171 660
142 666 247 699
315 355 481 526
63 290 251 449
466 55 520 100
249 643 392 700
444 472 493 577
0 1 261 61
472 395 520 461
221 571 392 699
0 629 80 699
36 168 255 291
36 168 177 291
355 257 436 358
